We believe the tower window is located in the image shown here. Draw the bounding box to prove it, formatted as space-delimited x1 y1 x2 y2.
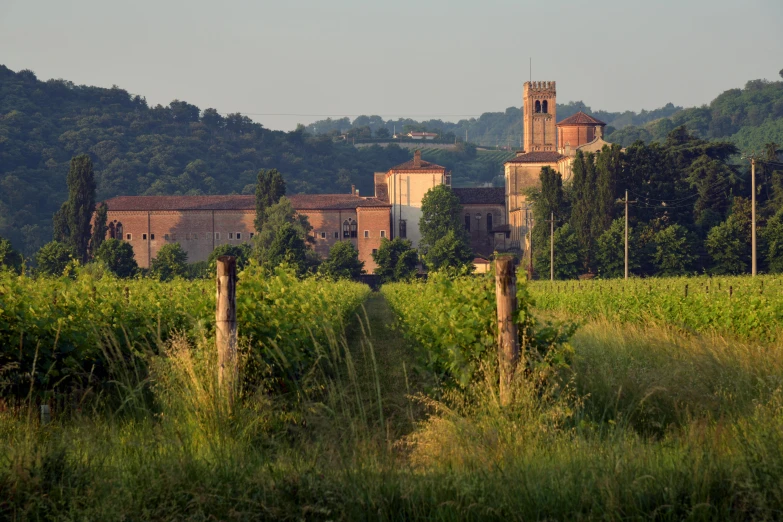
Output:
465 214 471 231
115 222 123 239
535 100 541 113
399 220 407 238
542 100 548 114
487 213 493 232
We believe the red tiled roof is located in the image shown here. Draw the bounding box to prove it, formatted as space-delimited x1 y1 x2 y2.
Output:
288 194 390 210
504 151 565 164
105 194 389 212
473 257 491 264
452 187 505 205
390 157 446 171
556 111 606 126
105 195 255 211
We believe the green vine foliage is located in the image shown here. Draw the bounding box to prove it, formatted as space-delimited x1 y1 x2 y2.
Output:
382 271 575 389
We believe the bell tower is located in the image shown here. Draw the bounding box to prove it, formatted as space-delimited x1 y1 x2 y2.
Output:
523 81 557 152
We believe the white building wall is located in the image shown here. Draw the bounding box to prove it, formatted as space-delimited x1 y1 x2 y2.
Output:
387 170 446 248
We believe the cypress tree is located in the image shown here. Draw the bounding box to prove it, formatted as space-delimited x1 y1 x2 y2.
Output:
254 169 286 233
54 155 96 263
531 166 565 276
570 151 598 272
594 144 621 234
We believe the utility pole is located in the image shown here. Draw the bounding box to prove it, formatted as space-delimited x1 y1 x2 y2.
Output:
751 158 757 276
620 190 637 280
546 212 555 281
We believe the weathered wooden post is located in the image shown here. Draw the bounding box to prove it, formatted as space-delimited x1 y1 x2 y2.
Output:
40 404 51 425
495 256 519 406
216 256 238 403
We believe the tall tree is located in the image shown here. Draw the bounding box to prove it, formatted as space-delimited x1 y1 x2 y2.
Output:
151 243 188 281
594 144 622 233
254 169 286 233
372 238 418 282
53 155 96 263
266 223 308 275
94 238 138 278
253 196 313 264
90 202 108 257
319 241 364 279
569 151 598 272
0 235 23 272
530 166 565 277
35 241 76 276
418 185 472 269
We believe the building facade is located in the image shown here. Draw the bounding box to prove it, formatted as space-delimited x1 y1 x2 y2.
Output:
103 193 391 273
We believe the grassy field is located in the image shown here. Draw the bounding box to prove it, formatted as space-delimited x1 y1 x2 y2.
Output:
3 272 783 519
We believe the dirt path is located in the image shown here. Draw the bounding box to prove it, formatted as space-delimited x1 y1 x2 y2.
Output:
344 292 424 440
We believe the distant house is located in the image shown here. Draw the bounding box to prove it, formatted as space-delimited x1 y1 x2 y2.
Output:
406 132 438 140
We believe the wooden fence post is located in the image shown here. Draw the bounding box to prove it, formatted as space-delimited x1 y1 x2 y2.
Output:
495 256 519 406
216 256 238 403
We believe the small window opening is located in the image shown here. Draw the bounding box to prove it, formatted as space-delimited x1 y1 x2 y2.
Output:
487 213 493 232
399 220 407 238
126 233 132 240
464 214 471 231
380 230 386 238
364 230 369 238
236 232 241 240
320 232 326 239
542 100 548 114
535 100 541 113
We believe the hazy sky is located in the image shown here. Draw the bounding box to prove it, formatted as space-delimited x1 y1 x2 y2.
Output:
2 0 781 131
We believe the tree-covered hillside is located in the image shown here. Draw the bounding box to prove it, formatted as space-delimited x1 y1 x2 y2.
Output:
305 102 682 148
0 66 413 254
607 77 783 152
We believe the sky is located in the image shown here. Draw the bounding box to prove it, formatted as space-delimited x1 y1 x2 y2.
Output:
1 0 781 131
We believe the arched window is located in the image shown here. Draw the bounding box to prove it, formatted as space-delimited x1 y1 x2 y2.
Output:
115 222 123 240
535 100 541 113
464 214 471 231
343 219 357 238
542 100 548 114
487 213 493 232
108 222 116 239
399 219 407 238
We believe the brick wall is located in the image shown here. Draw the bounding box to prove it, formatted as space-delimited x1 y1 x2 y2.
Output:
357 207 391 273
106 209 255 268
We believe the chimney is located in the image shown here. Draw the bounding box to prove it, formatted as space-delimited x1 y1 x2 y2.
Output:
413 150 422 167
351 184 355 195
355 189 359 197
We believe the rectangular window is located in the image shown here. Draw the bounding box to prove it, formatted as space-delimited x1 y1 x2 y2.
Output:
372 249 378 255
334 232 339 239
249 232 254 239
399 220 407 238
126 233 132 240
228 232 234 240
464 214 471 231
142 233 148 240
364 230 369 238
320 232 326 239
236 232 241 240
380 230 386 238
150 233 155 240
215 232 220 240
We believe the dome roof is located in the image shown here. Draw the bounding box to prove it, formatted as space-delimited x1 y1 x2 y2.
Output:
556 111 606 127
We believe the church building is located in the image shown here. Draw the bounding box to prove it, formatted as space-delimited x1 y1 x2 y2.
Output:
504 80 613 250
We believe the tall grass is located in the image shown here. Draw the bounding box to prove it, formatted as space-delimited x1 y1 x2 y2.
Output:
3 299 783 519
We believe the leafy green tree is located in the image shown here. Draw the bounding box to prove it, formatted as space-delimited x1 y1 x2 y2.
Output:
530 166 566 276
595 218 639 278
90 202 108 257
266 223 307 274
35 241 76 276
94 238 138 277
375 127 390 138
319 241 364 279
54 155 97 263
207 243 252 273
253 196 313 264
766 208 783 273
706 219 747 274
551 223 581 280
424 229 475 272
0 235 23 272
418 185 471 270
372 238 418 282
254 169 286 233
151 243 188 281
653 224 696 276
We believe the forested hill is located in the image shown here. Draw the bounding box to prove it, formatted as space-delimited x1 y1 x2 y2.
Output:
305 75 783 154
607 77 783 152
0 66 413 253
304 102 682 148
